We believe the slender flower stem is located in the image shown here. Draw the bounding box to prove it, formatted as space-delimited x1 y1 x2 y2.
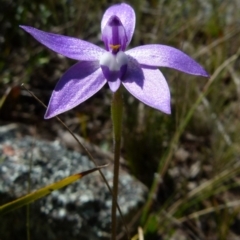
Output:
22 84 130 239
111 88 123 240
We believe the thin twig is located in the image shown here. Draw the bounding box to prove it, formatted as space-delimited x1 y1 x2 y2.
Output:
21 84 130 239
138 227 144 240
178 199 240 223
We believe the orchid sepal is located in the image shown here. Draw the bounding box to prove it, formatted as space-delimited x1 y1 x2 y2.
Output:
20 25 105 61
126 44 210 77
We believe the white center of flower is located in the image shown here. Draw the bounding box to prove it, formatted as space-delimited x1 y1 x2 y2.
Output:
99 51 128 71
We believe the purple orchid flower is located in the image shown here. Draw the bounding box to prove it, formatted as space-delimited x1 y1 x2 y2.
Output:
20 3 209 119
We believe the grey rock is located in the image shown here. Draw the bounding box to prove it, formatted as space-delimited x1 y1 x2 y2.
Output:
0 124 147 240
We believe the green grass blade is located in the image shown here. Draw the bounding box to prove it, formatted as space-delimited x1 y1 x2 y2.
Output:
0 166 104 215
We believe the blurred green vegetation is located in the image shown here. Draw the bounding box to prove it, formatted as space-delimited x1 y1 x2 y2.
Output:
1 0 240 239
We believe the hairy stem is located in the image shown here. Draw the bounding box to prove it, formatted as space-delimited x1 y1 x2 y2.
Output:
111 88 123 240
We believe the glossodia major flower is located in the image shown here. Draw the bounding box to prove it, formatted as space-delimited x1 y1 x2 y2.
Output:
20 3 209 119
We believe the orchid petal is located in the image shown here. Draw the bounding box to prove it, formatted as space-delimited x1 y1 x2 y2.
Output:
20 25 105 61
126 44 209 77
100 51 128 92
45 62 106 118
108 78 121 92
101 3 135 47
99 51 128 72
122 57 171 114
